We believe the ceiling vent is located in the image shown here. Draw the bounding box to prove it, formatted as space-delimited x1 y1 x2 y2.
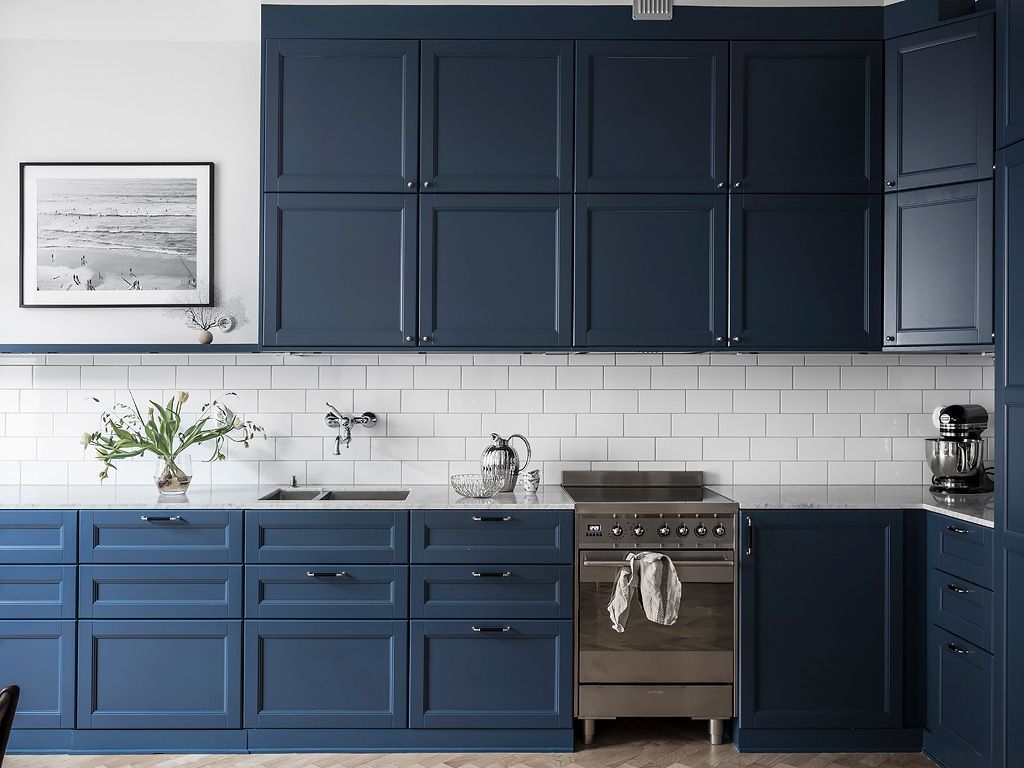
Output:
632 0 673 21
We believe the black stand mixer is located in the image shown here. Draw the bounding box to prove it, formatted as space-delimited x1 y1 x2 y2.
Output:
926 404 994 494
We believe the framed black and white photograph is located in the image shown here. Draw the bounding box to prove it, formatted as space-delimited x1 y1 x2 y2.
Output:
20 162 213 307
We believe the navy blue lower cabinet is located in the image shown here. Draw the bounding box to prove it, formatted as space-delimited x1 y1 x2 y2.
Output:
261 193 418 348
925 626 993 768
738 509 907 750
410 565 572 619
245 509 408 564
0 620 75 728
418 194 572 348
411 509 573 564
77 620 242 729
0 566 75 619
244 620 407 728
78 565 242 619
79 509 243 564
244 565 407 619
409 620 572 729
0 510 76 564
728 194 882 351
930 512 994 590
573 194 727 349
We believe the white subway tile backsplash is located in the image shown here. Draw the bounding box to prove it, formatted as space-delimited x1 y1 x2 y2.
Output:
34 367 81 389
703 437 749 461
577 414 624 437
224 366 271 390
590 390 635 414
671 414 719 437
797 437 845 461
556 367 603 389
841 366 887 389
414 367 462 390
794 367 840 389
844 437 892 461
449 390 495 414
508 366 555 390
608 437 655 461
496 390 543 413
734 461 781 484
319 367 367 389
888 366 935 389
638 390 684 413
765 413 813 437
780 389 827 413
366 366 414 390
545 390 592 413
604 367 651 389
698 366 745 389
655 437 702 461
651 367 698 389
828 390 875 413
750 437 798 461
828 461 875 484
176 366 223 389
719 414 766 437
462 367 508 390
685 390 730 413
272 366 318 389
734 390 780 414
402 390 448 413
746 366 792 390
813 413 861 437
624 414 671 437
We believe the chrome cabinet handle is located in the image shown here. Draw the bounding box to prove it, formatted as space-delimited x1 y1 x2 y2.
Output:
717 182 727 189
472 516 512 522
947 642 969 655
140 515 182 522
745 516 753 556
472 626 511 633
306 571 347 578
731 336 741 343
945 583 970 594
421 336 430 342
885 335 896 342
472 571 512 577
714 336 725 343
405 336 414 342
947 525 970 535
406 181 415 189
732 181 742 189
423 180 431 188
885 180 896 188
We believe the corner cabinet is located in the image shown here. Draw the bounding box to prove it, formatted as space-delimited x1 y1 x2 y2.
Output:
738 509 908 751
998 0 1024 148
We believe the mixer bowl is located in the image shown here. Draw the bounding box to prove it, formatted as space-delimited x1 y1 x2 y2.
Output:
925 438 984 478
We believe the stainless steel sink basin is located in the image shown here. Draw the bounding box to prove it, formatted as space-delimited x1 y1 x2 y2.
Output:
257 488 411 502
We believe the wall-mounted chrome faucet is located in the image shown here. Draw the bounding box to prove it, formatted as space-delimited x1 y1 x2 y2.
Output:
325 404 377 454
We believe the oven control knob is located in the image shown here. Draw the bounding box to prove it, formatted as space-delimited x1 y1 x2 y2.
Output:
695 524 709 538
677 524 690 537
610 524 623 538
632 524 645 537
713 523 727 538
657 524 671 538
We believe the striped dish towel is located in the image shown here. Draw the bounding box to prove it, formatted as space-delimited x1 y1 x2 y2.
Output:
606 551 682 633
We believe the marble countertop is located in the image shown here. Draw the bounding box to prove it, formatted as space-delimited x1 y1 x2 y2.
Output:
0 483 993 527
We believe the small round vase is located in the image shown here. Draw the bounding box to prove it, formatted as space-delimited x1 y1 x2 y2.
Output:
197 330 214 345
154 455 193 495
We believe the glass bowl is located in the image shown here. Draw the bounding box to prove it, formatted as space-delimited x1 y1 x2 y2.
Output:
450 473 504 499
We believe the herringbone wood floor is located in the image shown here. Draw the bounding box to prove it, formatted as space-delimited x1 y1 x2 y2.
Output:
6 719 936 768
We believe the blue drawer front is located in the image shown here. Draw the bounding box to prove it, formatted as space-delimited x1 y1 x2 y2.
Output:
411 509 573 564
245 510 409 564
926 625 992 768
410 564 572 619
409 619 572 728
244 619 407 728
0 510 76 564
0 619 75 728
245 565 408 619
0 565 75 619
929 567 993 651
930 514 993 589
79 510 243 564
78 565 243 619
77 620 242 729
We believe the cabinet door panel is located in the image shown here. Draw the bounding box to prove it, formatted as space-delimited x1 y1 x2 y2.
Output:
886 17 994 190
77 620 241 729
574 195 727 349
420 40 572 192
0 510 76 564
409 619 572 728
410 564 572 619
0 620 74 728
998 143 1024 388
244 619 406 728
244 565 407 619
79 509 242 564
245 509 408 564
926 626 992 768
998 0 1024 148
729 194 881 350
419 194 571 348
576 41 727 193
78 565 242 619
0 565 75 619
411 509 573 564
884 182 993 347
264 39 417 192
739 509 903 729
262 193 417 348
731 41 882 193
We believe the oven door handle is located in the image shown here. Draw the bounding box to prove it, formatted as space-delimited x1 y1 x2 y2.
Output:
583 559 735 568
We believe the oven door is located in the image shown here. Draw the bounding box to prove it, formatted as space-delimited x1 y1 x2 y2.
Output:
577 550 734 684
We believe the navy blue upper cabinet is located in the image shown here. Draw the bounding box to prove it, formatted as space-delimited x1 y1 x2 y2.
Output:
420 40 572 192
263 39 418 192
998 0 1024 147
574 194 727 348
739 509 904 733
728 194 882 350
262 193 417 348
419 194 572 348
885 17 994 192
575 41 727 193
999 143 1024 387
730 41 882 193
884 182 993 348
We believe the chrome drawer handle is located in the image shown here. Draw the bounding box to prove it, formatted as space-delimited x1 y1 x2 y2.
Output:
946 583 970 594
306 571 347 578
947 642 969 655
472 571 512 578
472 626 511 633
472 516 512 522
947 525 970 535
140 515 182 522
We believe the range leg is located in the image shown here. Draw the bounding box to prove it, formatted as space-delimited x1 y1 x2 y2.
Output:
582 718 596 745
709 718 725 745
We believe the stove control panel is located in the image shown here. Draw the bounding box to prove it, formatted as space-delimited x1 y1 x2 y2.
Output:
576 512 736 549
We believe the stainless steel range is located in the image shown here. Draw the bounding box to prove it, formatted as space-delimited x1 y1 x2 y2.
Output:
562 471 739 746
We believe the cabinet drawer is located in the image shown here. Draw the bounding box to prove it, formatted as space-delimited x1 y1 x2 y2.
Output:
0 510 76 564
0 565 75 619
411 509 573 564
929 567 993 651
409 619 572 728
244 565 407 619
410 564 572 619
244 619 407 728
79 510 242 563
930 514 993 589
77 620 242 729
927 625 992 768
0 620 75 728
245 510 408 564
78 565 242 619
